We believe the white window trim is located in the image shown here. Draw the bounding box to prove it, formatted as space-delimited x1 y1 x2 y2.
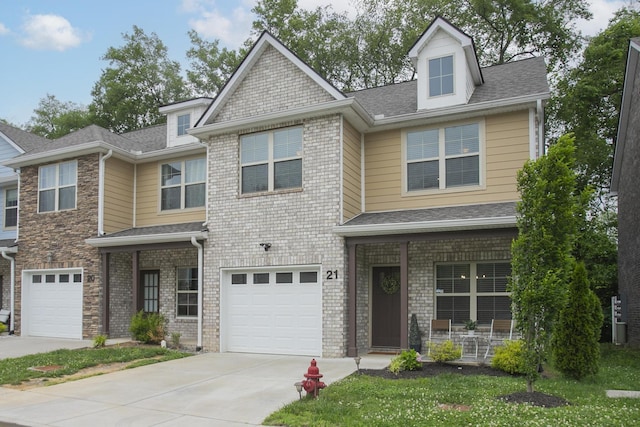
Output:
4 187 17 230
434 261 511 324
427 54 456 98
402 119 486 196
176 266 198 319
159 157 206 212
239 127 303 195
38 160 78 213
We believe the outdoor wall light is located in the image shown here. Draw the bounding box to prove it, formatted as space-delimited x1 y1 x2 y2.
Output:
259 242 272 251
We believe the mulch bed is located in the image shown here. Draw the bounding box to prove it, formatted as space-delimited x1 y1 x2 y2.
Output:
359 362 570 408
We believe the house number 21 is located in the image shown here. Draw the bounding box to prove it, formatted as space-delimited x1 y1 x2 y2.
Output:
326 270 338 280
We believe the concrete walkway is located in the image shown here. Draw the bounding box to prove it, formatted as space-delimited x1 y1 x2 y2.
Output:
0 336 97 360
0 347 391 426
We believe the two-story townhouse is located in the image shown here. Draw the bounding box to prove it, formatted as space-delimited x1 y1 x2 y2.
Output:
189 16 549 357
4 99 211 346
0 123 48 333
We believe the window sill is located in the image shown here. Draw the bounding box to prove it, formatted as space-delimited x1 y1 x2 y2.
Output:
158 206 205 215
238 187 303 199
402 184 485 198
175 316 198 321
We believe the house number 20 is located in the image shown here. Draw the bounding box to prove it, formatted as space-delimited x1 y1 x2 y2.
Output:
326 270 338 280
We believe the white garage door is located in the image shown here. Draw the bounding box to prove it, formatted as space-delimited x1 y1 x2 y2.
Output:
23 270 83 339
221 266 322 356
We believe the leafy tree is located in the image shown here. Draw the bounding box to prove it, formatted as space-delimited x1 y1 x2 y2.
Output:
90 26 189 133
510 134 579 392
552 261 604 380
26 94 94 139
186 30 241 97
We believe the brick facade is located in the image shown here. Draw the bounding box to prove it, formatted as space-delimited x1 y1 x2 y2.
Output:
15 154 102 338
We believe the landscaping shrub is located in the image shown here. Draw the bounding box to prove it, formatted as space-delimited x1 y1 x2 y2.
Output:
93 334 108 348
491 340 528 374
129 311 167 344
428 340 462 362
552 261 604 380
0 323 6 334
389 349 422 375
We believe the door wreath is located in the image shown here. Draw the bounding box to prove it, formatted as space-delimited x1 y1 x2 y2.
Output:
381 274 400 294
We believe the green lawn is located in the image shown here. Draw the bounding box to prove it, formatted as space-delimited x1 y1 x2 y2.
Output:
0 346 191 385
264 344 640 426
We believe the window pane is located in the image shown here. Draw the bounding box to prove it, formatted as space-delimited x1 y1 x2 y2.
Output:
59 162 76 186
436 296 469 324
231 274 247 284
241 133 269 163
441 55 454 75
39 189 55 212
445 124 479 156
177 114 190 136
59 186 76 210
39 165 56 189
74 274 82 283
429 76 442 97
32 275 42 283
185 183 205 208
477 263 511 293
162 163 182 186
185 158 206 183
59 274 69 283
253 273 269 284
274 159 302 190
46 275 55 283
161 187 181 210
276 272 293 283
407 129 439 160
274 127 302 159
428 56 454 96
446 156 479 187
477 296 512 324
6 189 17 207
408 161 439 190
242 164 268 193
300 271 317 283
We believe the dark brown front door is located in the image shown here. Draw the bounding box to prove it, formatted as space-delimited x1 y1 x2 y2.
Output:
371 266 401 348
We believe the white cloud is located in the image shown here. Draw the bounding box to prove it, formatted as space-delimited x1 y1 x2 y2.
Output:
20 14 88 51
183 0 253 47
0 23 9 35
577 0 627 37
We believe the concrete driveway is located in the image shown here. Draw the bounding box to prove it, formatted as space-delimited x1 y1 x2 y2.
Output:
0 336 96 360
0 339 391 426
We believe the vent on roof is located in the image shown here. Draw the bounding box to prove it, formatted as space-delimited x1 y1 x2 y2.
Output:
374 114 385 120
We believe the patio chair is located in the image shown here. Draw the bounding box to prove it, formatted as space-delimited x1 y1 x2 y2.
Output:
483 319 514 360
427 318 451 357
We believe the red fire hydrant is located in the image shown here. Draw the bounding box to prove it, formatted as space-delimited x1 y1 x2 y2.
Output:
301 358 326 398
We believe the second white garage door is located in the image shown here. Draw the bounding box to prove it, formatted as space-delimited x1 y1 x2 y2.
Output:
221 266 322 356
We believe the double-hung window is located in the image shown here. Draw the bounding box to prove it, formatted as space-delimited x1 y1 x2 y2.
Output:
161 158 206 210
177 114 190 136
38 161 77 212
177 267 198 317
240 127 302 194
429 55 454 97
406 123 480 191
435 262 511 324
4 188 17 228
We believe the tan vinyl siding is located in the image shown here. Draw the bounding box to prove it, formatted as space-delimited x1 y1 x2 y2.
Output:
364 110 530 212
342 119 362 221
135 157 206 227
103 157 134 233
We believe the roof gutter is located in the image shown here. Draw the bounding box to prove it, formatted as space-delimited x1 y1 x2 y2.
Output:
333 216 516 237
85 230 208 248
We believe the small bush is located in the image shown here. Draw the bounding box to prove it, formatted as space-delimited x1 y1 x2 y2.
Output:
428 340 462 362
0 323 6 334
171 332 181 349
93 334 108 348
491 340 528 374
129 311 167 344
389 349 422 375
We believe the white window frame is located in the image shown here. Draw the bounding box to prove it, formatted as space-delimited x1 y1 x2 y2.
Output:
428 54 455 98
159 157 206 211
240 126 303 194
403 120 485 194
38 160 77 213
4 187 17 229
176 267 198 318
434 261 511 325
177 113 190 136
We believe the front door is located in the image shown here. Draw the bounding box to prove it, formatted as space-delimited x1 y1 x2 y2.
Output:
371 266 401 348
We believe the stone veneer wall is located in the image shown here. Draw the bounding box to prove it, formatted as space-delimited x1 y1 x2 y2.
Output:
355 234 513 353
15 155 102 338
204 116 346 356
0 259 10 312
108 248 199 340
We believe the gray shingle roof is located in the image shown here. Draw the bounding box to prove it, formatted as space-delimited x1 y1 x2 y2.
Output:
100 222 207 239
121 124 167 152
0 122 49 152
347 57 548 118
0 239 17 249
342 202 516 226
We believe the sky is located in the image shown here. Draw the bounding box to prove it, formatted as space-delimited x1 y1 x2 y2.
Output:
0 0 630 127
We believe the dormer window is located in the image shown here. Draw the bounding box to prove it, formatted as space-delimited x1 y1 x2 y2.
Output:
177 114 190 136
429 55 454 97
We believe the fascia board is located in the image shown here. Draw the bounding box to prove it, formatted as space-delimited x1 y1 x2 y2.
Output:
159 98 213 114
191 98 373 139
132 143 206 163
0 131 27 154
333 216 516 237
0 175 18 185
86 230 208 248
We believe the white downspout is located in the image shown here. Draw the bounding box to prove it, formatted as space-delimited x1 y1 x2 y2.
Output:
191 236 203 351
98 150 113 236
1 251 15 334
537 99 545 157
